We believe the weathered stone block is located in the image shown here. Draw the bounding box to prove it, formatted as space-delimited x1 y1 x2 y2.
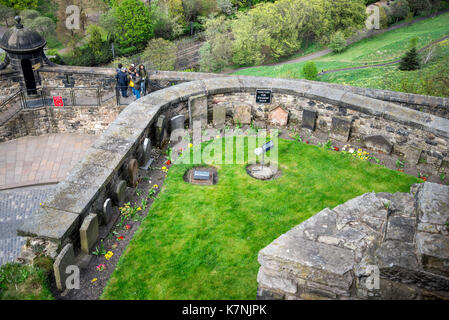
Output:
114 180 127 205
127 158 138 187
213 105 226 128
330 116 352 142
170 114 185 132
189 94 208 127
416 232 449 278
362 135 393 154
257 267 297 294
53 243 75 291
385 216 415 243
268 106 288 126
80 213 99 254
416 182 449 225
405 148 422 165
234 105 252 125
155 114 167 147
302 108 317 131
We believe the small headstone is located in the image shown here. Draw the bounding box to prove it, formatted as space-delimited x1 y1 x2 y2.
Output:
170 114 185 132
234 105 252 124
302 108 317 131
114 180 127 205
156 115 167 147
80 213 99 254
213 105 226 128
194 170 210 180
405 148 422 165
101 198 113 225
53 243 75 291
189 95 208 127
127 158 138 187
268 106 288 126
330 116 352 142
362 135 393 154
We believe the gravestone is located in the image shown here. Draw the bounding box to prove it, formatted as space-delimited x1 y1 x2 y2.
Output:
189 95 208 127
80 214 99 254
101 198 113 225
234 105 252 125
170 114 185 132
53 243 75 291
268 106 288 126
114 180 127 205
213 105 226 128
330 116 352 142
127 158 138 187
156 115 168 147
405 148 422 165
302 108 317 131
137 137 151 165
362 135 393 154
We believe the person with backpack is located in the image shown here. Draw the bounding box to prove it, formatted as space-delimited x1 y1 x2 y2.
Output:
131 71 142 100
117 67 129 98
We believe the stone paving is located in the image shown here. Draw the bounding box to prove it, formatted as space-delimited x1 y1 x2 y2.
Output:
0 133 98 265
0 133 97 190
0 185 55 265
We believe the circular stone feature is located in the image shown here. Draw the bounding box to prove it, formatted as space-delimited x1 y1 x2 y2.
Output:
246 164 281 180
184 166 218 185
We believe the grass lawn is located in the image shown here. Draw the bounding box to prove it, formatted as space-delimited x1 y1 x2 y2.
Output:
102 138 419 299
231 12 449 96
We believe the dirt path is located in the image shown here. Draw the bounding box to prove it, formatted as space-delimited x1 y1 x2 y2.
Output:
222 9 449 75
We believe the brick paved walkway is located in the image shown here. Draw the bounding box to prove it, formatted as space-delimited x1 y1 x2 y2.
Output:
0 133 97 190
0 185 55 265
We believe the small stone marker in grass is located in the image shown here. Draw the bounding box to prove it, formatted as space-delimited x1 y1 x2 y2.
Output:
114 180 127 205
127 158 138 187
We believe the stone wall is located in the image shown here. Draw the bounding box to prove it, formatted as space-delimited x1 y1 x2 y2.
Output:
14 76 449 295
257 182 449 300
0 99 123 142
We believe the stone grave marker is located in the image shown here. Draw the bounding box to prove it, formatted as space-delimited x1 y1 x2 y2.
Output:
80 213 99 254
362 135 393 154
405 148 422 165
171 114 185 132
268 106 288 126
234 105 252 124
213 105 226 128
127 158 138 187
156 115 167 147
102 198 113 225
189 95 208 127
53 243 75 291
302 108 317 131
330 116 352 142
114 180 127 205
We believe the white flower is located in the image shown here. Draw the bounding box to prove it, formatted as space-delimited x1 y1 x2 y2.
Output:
348 148 354 153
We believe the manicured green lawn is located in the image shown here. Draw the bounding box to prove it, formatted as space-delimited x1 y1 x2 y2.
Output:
102 138 419 300
232 12 449 96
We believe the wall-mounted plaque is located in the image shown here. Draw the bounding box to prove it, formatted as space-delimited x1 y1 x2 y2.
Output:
256 89 272 104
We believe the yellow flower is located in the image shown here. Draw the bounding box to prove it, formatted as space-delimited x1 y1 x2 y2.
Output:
137 207 142 211
91 278 97 283
216 135 220 139
153 184 159 189
162 166 167 171
189 143 193 148
104 251 114 260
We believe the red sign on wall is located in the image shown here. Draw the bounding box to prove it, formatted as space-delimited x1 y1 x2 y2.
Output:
53 96 64 107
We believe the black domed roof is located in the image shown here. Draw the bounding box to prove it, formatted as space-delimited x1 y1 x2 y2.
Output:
0 16 46 53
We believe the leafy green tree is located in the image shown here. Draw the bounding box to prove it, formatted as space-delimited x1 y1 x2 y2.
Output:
112 0 154 49
141 38 176 70
87 24 103 57
407 0 432 15
329 31 346 53
322 0 366 38
388 0 411 24
0 4 14 27
27 16 55 37
0 0 37 10
302 61 318 80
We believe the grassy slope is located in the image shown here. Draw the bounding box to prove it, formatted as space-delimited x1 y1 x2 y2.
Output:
231 12 449 93
102 138 419 300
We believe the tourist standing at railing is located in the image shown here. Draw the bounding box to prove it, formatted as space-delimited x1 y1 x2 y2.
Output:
117 67 129 98
132 72 142 100
138 64 148 96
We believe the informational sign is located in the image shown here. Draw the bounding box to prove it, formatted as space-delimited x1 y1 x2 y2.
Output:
53 96 64 107
256 89 272 104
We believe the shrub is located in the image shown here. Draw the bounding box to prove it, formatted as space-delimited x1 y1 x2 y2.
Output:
141 38 177 70
329 31 347 53
388 0 411 24
399 42 420 71
302 61 318 81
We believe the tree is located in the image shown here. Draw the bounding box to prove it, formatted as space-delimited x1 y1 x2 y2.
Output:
388 0 410 24
0 4 14 27
141 38 176 70
0 0 37 10
407 0 432 15
87 24 103 57
329 31 346 53
28 16 55 37
302 61 318 80
399 39 420 71
217 0 235 15
112 0 154 49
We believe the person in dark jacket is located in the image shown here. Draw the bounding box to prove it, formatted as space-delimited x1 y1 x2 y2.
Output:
131 71 142 99
138 64 148 96
117 67 129 97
